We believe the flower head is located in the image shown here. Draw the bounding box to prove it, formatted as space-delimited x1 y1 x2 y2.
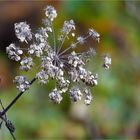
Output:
6 5 111 105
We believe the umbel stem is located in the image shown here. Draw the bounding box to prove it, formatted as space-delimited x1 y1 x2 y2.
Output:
0 77 36 116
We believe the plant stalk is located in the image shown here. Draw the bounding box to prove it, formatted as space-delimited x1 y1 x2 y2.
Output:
0 77 36 116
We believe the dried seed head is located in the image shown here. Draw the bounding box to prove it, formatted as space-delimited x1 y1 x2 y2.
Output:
6 5 111 105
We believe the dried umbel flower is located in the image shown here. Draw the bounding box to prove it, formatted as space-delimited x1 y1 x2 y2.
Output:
6 5 111 105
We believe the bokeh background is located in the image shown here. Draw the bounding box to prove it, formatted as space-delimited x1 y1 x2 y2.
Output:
0 0 140 139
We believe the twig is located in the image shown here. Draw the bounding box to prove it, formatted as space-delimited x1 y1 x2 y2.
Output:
0 77 36 116
0 77 36 140
0 100 16 140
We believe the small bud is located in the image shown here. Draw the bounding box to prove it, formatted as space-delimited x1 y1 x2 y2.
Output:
77 36 85 44
88 28 100 42
103 55 111 69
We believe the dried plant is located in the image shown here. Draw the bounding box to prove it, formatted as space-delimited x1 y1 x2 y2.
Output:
0 6 111 139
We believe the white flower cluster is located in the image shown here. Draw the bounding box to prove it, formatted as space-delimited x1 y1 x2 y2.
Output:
6 6 111 105
83 88 93 105
28 43 44 57
49 88 62 104
20 57 33 71
45 6 57 21
15 22 32 43
69 87 82 102
62 19 75 35
36 70 49 84
13 76 30 92
6 43 23 61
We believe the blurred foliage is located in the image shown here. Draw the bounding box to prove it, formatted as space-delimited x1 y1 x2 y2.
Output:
0 0 140 139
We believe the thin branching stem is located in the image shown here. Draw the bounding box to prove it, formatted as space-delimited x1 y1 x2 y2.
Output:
50 21 56 52
59 34 91 56
0 77 36 139
9 131 16 140
57 34 67 54
0 100 16 140
0 77 36 116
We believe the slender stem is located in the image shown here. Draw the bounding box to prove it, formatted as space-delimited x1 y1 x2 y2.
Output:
50 21 56 52
58 34 91 57
0 76 36 140
9 131 16 140
58 46 71 56
1 77 36 116
0 113 16 140
0 101 16 140
59 53 69 58
0 117 16 140
57 34 67 54
20 48 29 50
0 114 6 123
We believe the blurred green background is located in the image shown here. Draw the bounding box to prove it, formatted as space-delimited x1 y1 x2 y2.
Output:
0 0 140 139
